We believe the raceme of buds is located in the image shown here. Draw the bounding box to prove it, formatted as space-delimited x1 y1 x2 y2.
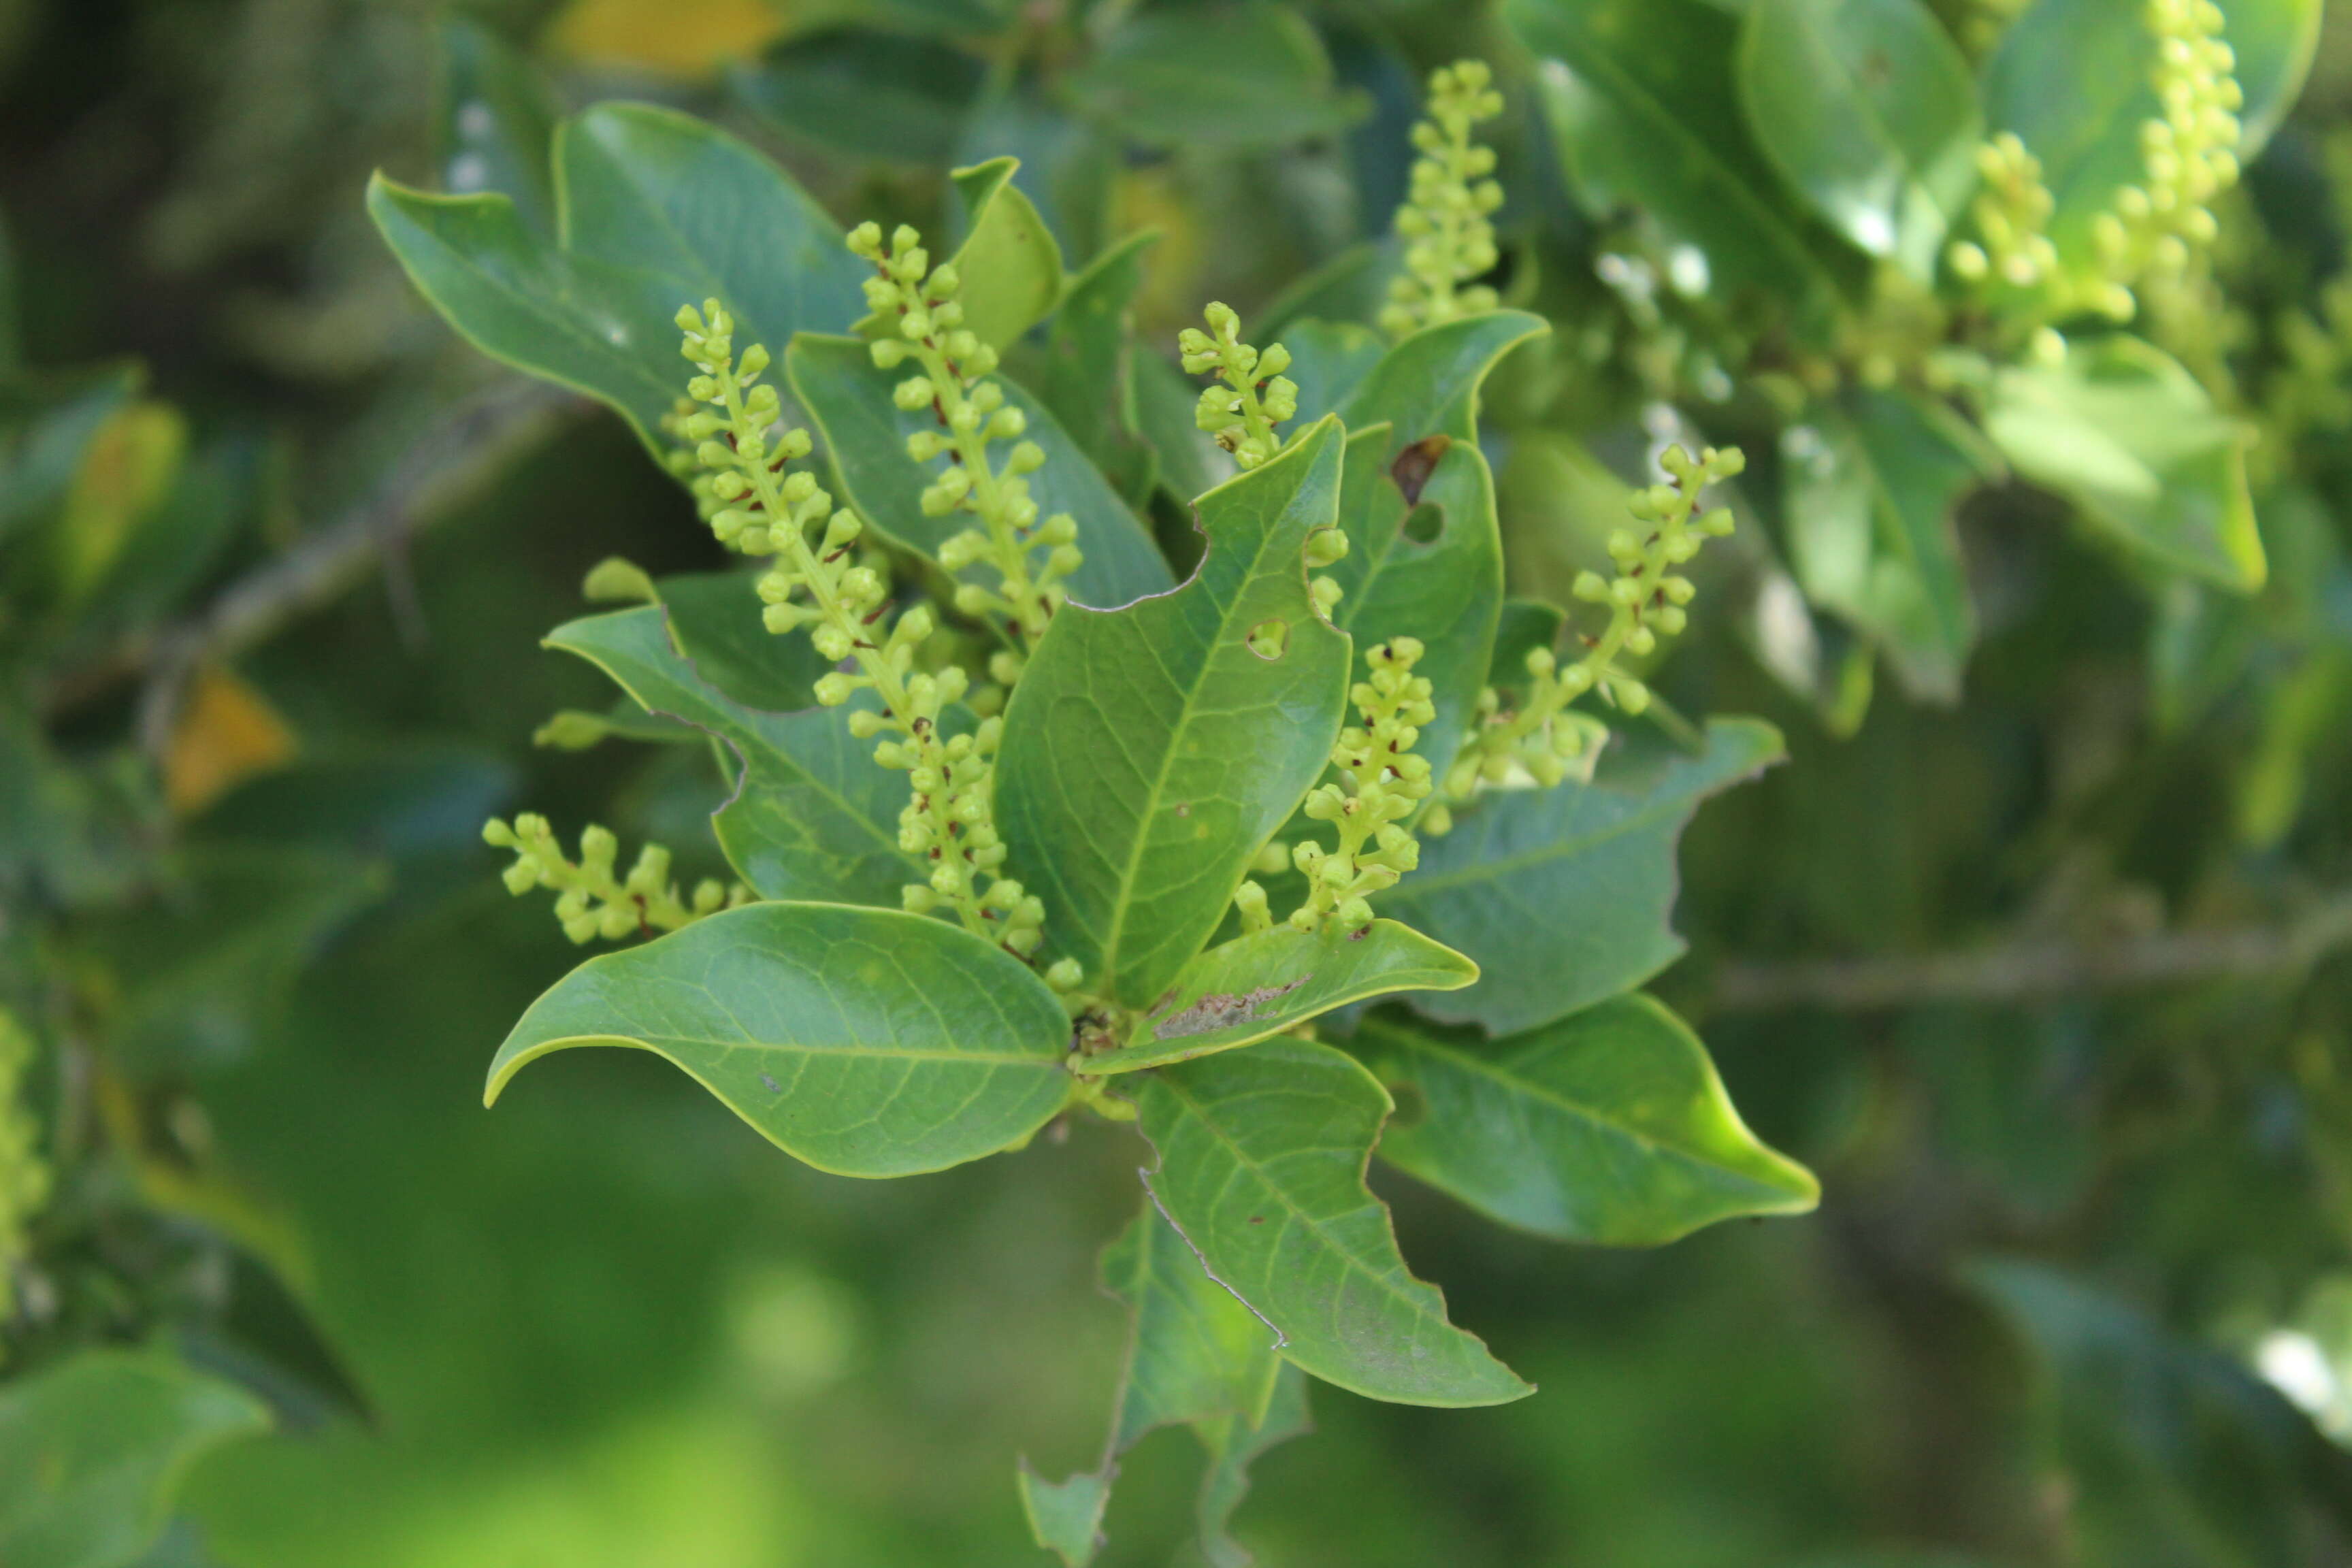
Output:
1948 0 2241 335
672 297 1036 955
1180 302 1298 471
1439 442 1743 820
1240 638 1437 936
483 814 745 945
1380 59 1506 338
849 221 1081 653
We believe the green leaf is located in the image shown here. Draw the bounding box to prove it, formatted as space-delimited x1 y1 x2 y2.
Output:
1035 232 1160 508
1019 1204 1287 1567
942 159 1064 350
1066 2 1366 151
485 901 1071 1177
1509 0 1857 335
1194 1362 1313 1568
730 27 984 169
436 17 558 237
0 1349 270 1568
0 205 18 373
1984 333 2264 591
1972 1259 2351 1567
1381 718 1785 1036
785 333 1175 611
370 103 868 449
1083 919 1477 1074
1735 0 1980 280
642 569 830 714
1017 1470 1110 1568
546 605 921 905
1784 387 1993 702
1351 996 1820 1245
1278 320 1385 428
1331 311 1548 786
1134 1038 1531 1406
996 419 1353 1009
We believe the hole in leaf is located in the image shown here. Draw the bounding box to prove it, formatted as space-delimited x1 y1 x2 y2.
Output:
1246 618 1290 660
1402 502 1444 544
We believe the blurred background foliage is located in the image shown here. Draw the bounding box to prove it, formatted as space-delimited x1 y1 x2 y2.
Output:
14 0 2352 1563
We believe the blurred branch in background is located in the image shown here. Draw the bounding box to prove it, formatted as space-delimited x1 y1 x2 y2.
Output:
31 377 583 745
1714 891 2352 1011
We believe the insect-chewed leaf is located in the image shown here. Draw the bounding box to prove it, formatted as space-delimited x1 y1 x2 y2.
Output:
1194 1362 1311 1568
787 333 1174 612
546 605 921 906
1381 718 1784 1036
1018 1203 1286 1567
995 417 1354 1009
1327 310 1548 787
0 1348 271 1568
485 902 1072 1177
1351 996 1818 1245
369 102 867 448
1133 1038 1531 1407
1083 919 1475 1074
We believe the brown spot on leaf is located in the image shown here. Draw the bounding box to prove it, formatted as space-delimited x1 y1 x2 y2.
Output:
1150 977 1310 1040
1390 434 1452 505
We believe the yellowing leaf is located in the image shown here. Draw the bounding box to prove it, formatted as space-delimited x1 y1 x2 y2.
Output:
55 400 185 604
165 666 297 817
544 0 787 78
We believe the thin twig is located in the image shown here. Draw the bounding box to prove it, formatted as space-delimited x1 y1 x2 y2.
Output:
35 376 581 747
1711 892 2352 1012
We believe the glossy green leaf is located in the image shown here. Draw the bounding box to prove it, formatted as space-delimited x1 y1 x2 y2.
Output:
1066 3 1365 150
1735 0 1980 279
1985 334 2264 591
370 103 868 448
1987 0 2317 268
1784 387 1993 702
1019 1205 1285 1566
485 901 1071 1177
1194 1362 1312 1568
436 17 557 236
1330 311 1548 786
1279 320 1385 427
996 419 1352 1009
0 1349 270 1568
1381 718 1785 1036
1510 0 1856 334
1084 919 1477 1074
730 28 984 168
546 606 921 906
785 333 1174 611
1036 232 1160 508
1134 1038 1531 1406
1352 996 1820 1245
